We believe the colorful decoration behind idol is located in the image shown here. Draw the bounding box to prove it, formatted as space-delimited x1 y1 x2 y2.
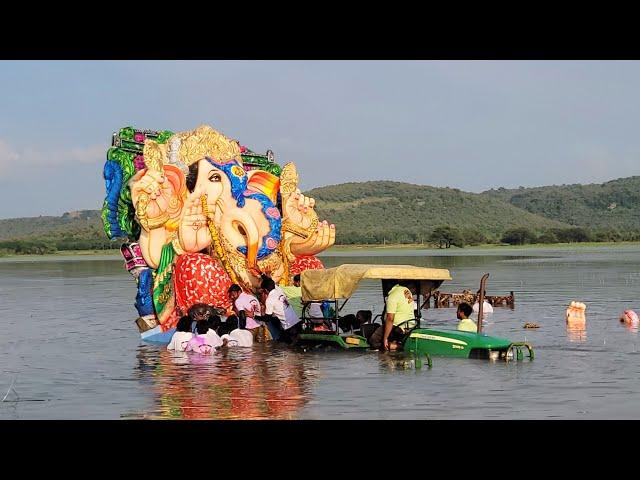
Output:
101 125 335 334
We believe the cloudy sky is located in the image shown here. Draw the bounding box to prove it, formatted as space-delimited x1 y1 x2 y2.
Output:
0 60 638 218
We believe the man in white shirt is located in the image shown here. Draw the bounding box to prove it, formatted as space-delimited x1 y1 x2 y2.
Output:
228 284 265 340
472 300 494 314
260 274 301 342
167 316 194 352
221 328 254 347
472 289 494 320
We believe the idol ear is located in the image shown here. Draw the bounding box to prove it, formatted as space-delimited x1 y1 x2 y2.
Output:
162 164 186 195
161 164 187 217
246 170 281 204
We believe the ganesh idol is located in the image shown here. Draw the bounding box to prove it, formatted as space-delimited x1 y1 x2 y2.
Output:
101 125 335 339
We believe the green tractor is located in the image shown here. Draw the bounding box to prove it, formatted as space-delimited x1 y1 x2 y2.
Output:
297 264 534 366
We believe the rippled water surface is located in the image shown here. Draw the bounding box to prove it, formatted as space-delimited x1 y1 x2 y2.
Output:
1 245 640 419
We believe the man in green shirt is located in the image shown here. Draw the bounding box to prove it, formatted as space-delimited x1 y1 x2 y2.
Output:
281 274 324 320
370 283 417 351
280 275 303 318
456 302 477 332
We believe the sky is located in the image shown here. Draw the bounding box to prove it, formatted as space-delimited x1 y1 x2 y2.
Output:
0 60 639 218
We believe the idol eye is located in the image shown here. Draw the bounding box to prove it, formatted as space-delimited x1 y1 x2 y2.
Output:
209 172 221 182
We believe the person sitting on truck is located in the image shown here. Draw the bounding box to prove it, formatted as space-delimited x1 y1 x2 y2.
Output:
259 274 301 343
456 302 477 332
369 283 417 351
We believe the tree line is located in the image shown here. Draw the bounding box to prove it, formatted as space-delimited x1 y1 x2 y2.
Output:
1 225 639 256
0 238 119 255
337 225 640 247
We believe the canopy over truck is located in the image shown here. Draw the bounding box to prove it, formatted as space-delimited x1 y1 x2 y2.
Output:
301 264 452 302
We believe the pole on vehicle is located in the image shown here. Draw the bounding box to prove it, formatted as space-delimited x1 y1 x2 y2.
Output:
477 273 489 334
415 281 421 328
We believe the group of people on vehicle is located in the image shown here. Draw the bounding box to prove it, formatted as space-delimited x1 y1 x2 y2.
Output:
352 285 491 351
168 274 493 354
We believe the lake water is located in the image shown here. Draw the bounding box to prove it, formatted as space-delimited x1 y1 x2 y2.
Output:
1 245 640 419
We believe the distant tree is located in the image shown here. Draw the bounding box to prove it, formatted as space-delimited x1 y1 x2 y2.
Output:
462 228 487 246
570 227 591 242
429 226 464 248
548 227 590 243
593 228 622 242
13 240 57 255
537 230 558 244
501 228 536 245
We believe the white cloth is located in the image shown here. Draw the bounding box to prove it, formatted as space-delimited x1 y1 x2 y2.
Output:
308 302 324 319
221 328 254 347
205 328 223 348
472 301 494 314
265 286 301 330
186 334 215 354
167 331 193 351
265 286 286 320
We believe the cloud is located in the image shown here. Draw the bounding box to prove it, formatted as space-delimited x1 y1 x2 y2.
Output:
0 141 106 178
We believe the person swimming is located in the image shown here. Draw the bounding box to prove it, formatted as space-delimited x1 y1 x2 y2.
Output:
620 309 639 326
566 301 586 324
167 316 194 352
186 320 222 354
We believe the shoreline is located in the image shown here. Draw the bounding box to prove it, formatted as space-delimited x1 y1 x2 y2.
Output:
327 241 640 251
1 241 639 259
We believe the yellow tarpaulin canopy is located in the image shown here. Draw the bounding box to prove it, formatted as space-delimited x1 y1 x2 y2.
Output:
301 264 452 301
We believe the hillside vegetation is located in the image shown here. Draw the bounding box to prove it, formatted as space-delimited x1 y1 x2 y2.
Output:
1 176 639 254
482 176 640 230
310 181 571 244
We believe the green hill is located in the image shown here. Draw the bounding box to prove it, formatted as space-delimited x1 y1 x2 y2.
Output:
309 181 570 244
0 210 112 253
482 176 640 231
0 210 104 240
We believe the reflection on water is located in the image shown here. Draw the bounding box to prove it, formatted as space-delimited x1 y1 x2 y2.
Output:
567 322 587 342
376 352 424 372
130 343 318 419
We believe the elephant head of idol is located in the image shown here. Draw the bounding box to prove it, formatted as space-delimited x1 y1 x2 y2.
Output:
145 125 285 291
